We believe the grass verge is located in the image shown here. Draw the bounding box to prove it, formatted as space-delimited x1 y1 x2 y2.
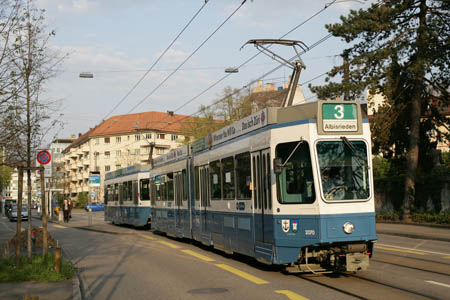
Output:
0 253 75 282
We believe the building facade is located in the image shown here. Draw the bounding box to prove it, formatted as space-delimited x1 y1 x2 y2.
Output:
62 111 192 203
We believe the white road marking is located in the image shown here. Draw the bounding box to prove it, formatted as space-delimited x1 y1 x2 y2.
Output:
426 281 450 289
376 243 450 256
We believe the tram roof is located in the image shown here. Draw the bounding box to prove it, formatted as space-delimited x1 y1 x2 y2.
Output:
153 100 364 167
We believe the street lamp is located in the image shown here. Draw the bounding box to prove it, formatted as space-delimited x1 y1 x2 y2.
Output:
79 72 94 78
225 67 239 73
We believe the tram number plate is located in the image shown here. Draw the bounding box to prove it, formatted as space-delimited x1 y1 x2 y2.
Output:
322 103 357 132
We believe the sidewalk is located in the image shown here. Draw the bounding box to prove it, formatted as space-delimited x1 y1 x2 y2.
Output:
376 222 450 242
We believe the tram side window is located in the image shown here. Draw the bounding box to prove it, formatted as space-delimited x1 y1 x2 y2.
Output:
167 173 174 201
150 180 156 205
222 156 235 200
104 185 109 204
140 179 150 201
210 160 221 200
275 141 315 204
114 183 119 202
155 182 161 201
236 152 252 200
182 169 188 201
123 181 132 201
194 166 200 202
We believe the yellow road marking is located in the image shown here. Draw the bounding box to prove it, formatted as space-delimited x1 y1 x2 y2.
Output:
53 225 65 229
215 264 269 285
158 240 180 249
275 290 309 300
139 234 156 241
375 245 426 255
182 250 215 262
444 256 450 260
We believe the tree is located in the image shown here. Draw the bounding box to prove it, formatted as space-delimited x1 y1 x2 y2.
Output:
310 0 450 220
0 0 66 261
182 86 286 141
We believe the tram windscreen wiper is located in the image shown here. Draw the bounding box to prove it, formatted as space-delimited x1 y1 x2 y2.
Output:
281 138 304 167
341 136 356 153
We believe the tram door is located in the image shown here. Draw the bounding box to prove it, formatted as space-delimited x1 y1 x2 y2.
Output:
252 149 272 243
199 165 210 234
174 172 183 232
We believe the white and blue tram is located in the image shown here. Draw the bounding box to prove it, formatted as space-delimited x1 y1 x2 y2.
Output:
104 164 151 227
150 100 377 272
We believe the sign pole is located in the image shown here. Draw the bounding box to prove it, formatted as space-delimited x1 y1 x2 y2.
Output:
41 167 48 258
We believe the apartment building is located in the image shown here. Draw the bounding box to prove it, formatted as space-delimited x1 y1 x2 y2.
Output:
48 138 75 190
62 111 192 202
5 167 39 201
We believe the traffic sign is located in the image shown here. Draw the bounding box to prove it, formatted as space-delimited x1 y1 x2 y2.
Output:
37 150 51 165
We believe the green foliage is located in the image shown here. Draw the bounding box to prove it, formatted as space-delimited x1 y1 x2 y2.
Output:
76 192 88 208
0 165 12 192
376 210 402 221
411 212 450 225
0 253 75 282
376 210 450 224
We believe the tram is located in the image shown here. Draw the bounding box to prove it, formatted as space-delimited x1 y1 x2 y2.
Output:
104 164 151 227
149 100 377 272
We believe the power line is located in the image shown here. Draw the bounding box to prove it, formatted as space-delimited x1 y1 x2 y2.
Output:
102 0 211 120
126 0 249 114
157 33 334 134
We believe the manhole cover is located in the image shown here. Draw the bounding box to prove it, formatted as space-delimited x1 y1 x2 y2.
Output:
187 288 229 295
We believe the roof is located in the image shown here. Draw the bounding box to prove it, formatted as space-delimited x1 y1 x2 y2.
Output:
63 111 195 152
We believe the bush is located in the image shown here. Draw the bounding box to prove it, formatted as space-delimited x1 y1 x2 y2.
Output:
76 192 88 208
0 254 75 282
411 212 450 224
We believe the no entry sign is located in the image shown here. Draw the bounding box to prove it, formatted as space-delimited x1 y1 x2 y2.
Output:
37 150 51 165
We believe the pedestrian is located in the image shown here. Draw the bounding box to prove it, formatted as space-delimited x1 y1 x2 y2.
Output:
68 198 73 219
63 198 69 223
37 203 41 217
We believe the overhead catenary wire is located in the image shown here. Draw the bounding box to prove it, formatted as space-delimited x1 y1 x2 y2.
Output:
102 0 211 121
157 33 334 134
126 0 249 114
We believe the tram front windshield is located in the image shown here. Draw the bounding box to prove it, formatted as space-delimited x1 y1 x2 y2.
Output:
317 140 370 201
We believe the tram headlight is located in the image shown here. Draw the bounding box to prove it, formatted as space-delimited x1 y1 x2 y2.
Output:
343 222 355 234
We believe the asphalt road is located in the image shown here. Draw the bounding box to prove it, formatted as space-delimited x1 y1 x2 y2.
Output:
1 210 449 300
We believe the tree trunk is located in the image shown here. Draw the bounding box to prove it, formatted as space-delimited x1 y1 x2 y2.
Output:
16 168 23 266
402 0 428 221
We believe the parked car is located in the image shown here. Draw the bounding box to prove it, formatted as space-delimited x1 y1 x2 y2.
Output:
4 199 16 216
85 202 104 212
8 205 28 222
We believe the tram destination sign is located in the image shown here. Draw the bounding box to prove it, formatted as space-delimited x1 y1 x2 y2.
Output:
192 109 268 153
153 145 189 167
322 103 358 132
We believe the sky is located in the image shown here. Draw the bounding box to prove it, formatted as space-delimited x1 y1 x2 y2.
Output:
36 0 375 145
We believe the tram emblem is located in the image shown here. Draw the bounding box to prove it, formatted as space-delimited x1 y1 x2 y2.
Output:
281 219 290 233
292 220 298 233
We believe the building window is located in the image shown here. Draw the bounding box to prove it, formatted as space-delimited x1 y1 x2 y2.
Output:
128 135 130 141
135 149 140 155
95 138 99 145
105 151 110 159
135 135 141 141
105 165 110 172
184 136 190 142
116 150 121 157
156 148 165 154
95 166 100 172
157 133 165 140
104 137 110 144
115 164 121 170
146 133 152 139
116 136 121 143
171 135 178 141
